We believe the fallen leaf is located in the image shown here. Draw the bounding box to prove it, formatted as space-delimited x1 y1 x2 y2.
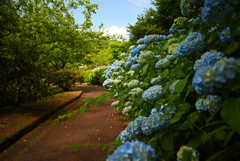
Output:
65 126 67 128
23 140 26 142
106 121 108 122
4 150 7 153
96 129 100 131
110 126 112 128
98 138 101 140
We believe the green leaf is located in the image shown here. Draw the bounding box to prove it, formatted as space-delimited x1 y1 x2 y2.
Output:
66 113 72 119
167 94 184 105
102 143 109 151
187 134 202 149
177 111 199 130
206 142 240 161
215 129 226 141
224 130 235 146
182 150 192 161
109 91 117 99
161 133 174 151
170 110 186 124
200 121 225 130
230 19 240 36
201 125 230 143
119 94 127 106
58 114 66 120
53 119 59 124
85 98 93 105
79 104 87 116
160 69 169 79
101 93 109 104
175 73 191 93
223 42 240 55
102 146 116 161
93 96 100 108
143 64 149 73
221 98 240 134
70 144 79 151
173 58 179 65
61 145 68 150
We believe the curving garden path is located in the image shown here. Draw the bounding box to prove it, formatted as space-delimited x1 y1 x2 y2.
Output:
0 84 128 161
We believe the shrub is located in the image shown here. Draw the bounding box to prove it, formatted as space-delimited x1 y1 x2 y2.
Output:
49 69 81 91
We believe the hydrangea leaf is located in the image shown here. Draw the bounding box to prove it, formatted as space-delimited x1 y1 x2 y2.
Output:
175 72 191 93
143 64 149 73
221 98 240 134
182 150 192 161
161 133 174 151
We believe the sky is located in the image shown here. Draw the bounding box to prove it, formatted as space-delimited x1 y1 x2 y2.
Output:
71 0 153 40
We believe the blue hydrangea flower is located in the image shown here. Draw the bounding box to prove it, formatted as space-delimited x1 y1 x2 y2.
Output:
111 100 119 107
120 53 128 58
201 0 234 24
125 101 132 107
129 45 135 50
212 57 236 87
131 64 141 70
169 27 176 34
122 106 132 115
194 50 225 71
103 79 114 87
150 108 157 115
155 55 161 59
137 44 147 50
176 32 205 58
220 27 236 43
193 57 238 94
150 75 161 85
128 80 140 88
156 58 169 68
118 116 147 143
137 38 144 44
125 62 131 68
130 47 141 57
192 66 215 94
141 104 176 135
142 85 164 102
106 140 157 161
177 146 199 161
196 95 222 115
128 87 144 96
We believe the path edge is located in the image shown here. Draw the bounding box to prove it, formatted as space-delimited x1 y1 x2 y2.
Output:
0 91 83 153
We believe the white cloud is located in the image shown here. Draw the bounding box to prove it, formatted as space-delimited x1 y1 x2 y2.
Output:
128 0 151 6
102 26 128 37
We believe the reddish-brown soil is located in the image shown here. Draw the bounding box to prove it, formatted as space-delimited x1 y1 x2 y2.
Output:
0 84 128 161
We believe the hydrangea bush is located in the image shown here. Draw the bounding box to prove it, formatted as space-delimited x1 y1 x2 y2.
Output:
55 0 240 160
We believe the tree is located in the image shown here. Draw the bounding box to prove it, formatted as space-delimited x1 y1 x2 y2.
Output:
106 41 130 64
0 0 99 107
127 0 181 43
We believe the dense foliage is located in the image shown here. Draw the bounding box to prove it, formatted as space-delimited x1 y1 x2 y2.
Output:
49 69 83 91
56 0 240 160
127 0 181 43
82 66 107 85
0 0 102 107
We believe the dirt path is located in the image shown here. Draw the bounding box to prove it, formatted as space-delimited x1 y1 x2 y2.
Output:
0 84 128 161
